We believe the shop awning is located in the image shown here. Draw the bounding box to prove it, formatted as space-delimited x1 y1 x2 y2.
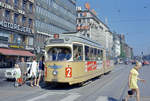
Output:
0 48 35 57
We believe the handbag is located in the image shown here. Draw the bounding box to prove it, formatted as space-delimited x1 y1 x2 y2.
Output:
128 90 134 95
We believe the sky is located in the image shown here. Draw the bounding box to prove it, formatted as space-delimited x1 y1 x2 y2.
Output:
77 0 150 55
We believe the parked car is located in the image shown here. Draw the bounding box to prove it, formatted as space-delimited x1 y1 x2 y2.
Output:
142 60 150 66
5 62 32 80
119 60 124 64
131 60 136 65
5 68 19 80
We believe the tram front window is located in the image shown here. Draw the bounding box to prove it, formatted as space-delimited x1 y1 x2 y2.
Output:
47 47 71 61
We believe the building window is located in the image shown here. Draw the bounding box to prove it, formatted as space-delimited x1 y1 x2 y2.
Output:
14 13 19 24
5 10 10 21
14 0 19 7
22 0 26 10
78 19 81 23
80 13 83 17
29 3 33 13
5 0 10 4
13 34 21 44
22 16 26 25
28 37 33 46
28 19 32 28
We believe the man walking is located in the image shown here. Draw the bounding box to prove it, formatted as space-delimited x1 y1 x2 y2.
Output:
18 57 27 85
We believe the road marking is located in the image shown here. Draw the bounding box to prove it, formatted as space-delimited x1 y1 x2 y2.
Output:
96 96 108 101
26 92 53 101
60 93 81 101
26 92 65 101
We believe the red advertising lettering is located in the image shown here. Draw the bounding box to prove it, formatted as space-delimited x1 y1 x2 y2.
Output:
86 61 97 72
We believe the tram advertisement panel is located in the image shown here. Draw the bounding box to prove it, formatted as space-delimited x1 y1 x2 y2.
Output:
96 60 103 69
85 61 97 72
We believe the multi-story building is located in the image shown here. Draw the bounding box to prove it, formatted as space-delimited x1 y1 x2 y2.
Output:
118 34 126 58
118 34 133 59
0 0 35 68
34 0 76 51
124 44 133 59
76 5 113 56
113 33 121 58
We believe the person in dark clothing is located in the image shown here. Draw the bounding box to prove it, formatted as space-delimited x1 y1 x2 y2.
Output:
37 56 45 87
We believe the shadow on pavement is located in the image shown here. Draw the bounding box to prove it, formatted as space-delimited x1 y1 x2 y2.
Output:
40 82 85 91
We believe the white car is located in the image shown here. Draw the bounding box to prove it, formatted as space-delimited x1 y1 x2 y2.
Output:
5 62 32 80
5 68 19 80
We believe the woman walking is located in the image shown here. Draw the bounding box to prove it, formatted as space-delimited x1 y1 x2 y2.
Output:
37 56 45 87
30 57 38 87
124 61 145 101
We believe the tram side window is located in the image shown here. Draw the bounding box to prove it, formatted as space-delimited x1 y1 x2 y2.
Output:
90 48 94 60
94 48 97 60
73 44 83 61
98 50 103 60
85 46 90 60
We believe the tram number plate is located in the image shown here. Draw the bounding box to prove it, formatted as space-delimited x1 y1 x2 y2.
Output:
65 67 72 78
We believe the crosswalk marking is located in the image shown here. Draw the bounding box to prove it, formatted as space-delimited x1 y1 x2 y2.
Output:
60 94 81 101
96 96 108 101
26 92 65 101
26 92 81 101
27 92 54 101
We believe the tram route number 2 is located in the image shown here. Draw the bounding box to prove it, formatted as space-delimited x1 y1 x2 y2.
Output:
65 67 72 78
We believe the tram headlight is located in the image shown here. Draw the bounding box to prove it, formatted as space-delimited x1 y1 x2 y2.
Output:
52 70 58 76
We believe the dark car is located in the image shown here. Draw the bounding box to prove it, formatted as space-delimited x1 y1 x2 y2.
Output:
131 60 136 65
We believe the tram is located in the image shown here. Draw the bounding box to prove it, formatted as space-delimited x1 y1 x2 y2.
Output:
44 32 113 85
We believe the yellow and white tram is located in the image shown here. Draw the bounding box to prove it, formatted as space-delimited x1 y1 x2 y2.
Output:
44 33 113 85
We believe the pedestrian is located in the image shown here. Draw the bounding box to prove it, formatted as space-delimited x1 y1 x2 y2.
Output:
30 57 38 87
14 63 21 87
18 57 27 85
37 56 45 87
123 61 145 101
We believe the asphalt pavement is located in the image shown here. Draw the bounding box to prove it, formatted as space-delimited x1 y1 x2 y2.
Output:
0 64 150 101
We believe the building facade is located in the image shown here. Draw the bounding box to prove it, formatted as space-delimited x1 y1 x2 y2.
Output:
118 34 133 59
124 44 133 59
0 0 35 68
76 5 113 57
113 33 121 58
34 0 76 51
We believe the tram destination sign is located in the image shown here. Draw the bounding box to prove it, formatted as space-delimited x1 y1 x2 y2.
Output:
49 39 64 43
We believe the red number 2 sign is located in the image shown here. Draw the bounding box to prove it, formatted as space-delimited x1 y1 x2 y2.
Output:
65 67 72 78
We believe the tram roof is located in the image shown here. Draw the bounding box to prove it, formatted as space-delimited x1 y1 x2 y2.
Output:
46 32 104 49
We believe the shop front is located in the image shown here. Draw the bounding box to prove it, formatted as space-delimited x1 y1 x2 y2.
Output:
0 48 35 68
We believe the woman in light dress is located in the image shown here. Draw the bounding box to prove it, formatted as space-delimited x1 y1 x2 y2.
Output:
30 57 38 87
125 61 145 101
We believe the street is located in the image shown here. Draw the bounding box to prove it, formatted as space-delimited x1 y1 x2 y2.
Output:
0 64 150 101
